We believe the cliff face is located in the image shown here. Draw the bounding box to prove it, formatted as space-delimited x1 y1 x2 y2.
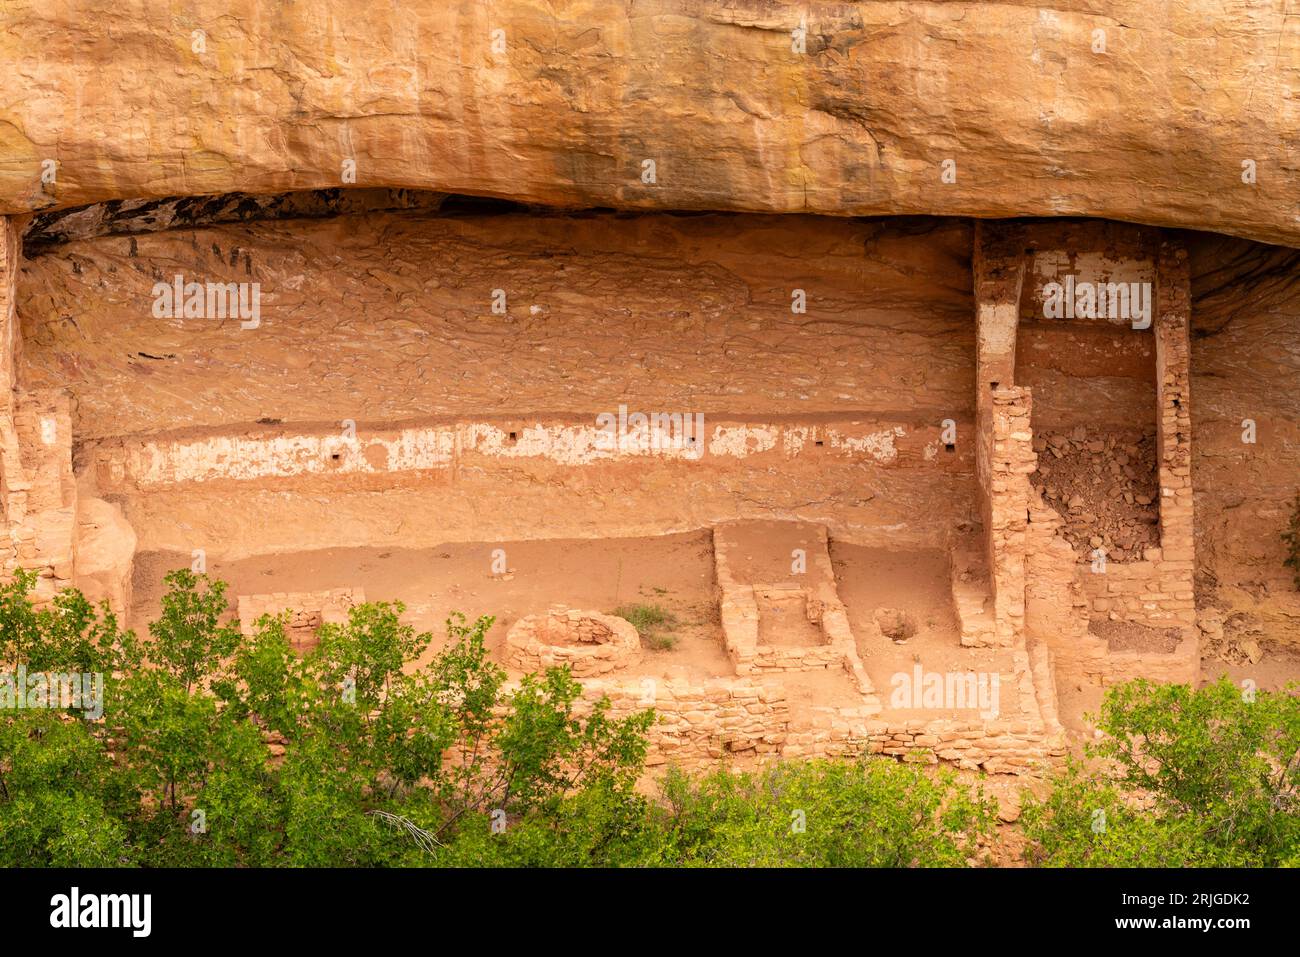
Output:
2 0 1297 247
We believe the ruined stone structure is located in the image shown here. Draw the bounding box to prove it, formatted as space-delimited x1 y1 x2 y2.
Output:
5 196 1300 773
506 607 642 678
2 1 1298 777
237 587 366 655
973 222 1200 687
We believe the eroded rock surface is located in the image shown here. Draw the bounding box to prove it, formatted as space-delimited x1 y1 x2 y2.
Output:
1 1 1297 246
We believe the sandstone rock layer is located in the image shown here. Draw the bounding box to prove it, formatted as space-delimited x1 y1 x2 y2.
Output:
1 1 1297 246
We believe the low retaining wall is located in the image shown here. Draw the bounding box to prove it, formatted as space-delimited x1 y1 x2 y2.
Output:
574 665 1064 774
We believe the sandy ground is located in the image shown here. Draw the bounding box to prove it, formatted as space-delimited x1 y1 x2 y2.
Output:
1201 642 1300 694
830 543 1032 719
130 530 731 681
131 524 874 711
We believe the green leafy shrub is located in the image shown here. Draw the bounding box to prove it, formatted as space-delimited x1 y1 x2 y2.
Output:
1024 678 1300 866
644 758 994 867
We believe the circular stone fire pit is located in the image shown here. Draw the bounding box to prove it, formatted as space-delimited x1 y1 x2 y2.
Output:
505 606 641 677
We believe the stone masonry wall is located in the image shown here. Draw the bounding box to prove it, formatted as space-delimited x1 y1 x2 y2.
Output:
1 218 80 601
9 391 76 599
1025 490 1099 677
1075 241 1195 634
800 708 1063 775
505 607 641 678
235 587 365 636
713 522 876 693
985 221 1199 686
973 222 1024 577
1023 230 1198 686
986 387 1035 648
579 678 791 766
1152 240 1196 625
580 678 1063 774
973 222 1031 649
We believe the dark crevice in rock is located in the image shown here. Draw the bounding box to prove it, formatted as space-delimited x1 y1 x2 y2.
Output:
21 188 448 253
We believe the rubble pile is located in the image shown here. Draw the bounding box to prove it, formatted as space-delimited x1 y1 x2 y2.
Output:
1032 428 1160 563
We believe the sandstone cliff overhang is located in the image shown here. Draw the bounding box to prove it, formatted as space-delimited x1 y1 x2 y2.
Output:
1 1 1296 247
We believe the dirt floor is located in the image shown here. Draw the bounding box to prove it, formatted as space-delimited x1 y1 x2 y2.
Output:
1201 641 1300 693
756 591 825 648
130 530 731 681
829 543 1031 719
132 525 876 716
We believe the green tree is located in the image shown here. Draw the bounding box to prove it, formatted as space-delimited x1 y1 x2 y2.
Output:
0 711 129 867
0 568 139 674
1025 678 1300 866
644 758 994 867
148 569 240 693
